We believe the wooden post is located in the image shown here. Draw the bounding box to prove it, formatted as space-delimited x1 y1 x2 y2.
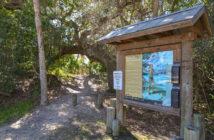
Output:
110 98 117 108
116 51 124 124
194 113 205 140
194 114 201 127
184 126 199 140
112 119 119 137
71 94 77 106
180 40 193 137
106 107 115 134
96 93 104 108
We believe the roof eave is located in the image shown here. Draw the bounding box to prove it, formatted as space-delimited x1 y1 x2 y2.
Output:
203 12 213 37
99 19 194 44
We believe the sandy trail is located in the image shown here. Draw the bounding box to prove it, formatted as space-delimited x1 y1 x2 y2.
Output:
0 76 175 140
0 76 109 140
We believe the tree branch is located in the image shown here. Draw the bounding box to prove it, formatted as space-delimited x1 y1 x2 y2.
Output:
3 0 23 10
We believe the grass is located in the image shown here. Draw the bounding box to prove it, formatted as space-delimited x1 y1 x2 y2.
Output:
0 99 34 125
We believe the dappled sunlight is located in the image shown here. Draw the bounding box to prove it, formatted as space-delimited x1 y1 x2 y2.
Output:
0 75 177 139
84 100 100 112
10 120 23 129
42 123 63 132
58 111 68 117
9 112 34 129
131 131 170 140
65 87 81 94
125 107 180 139
1 76 107 139
2 136 13 140
88 80 100 92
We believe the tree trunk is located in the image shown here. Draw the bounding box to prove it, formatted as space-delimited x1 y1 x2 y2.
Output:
152 0 160 17
159 0 163 15
106 62 115 92
33 0 48 105
3 0 23 10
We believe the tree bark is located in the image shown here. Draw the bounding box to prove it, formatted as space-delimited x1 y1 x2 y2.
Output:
152 0 160 17
180 41 193 137
33 0 48 105
106 63 115 91
3 0 23 10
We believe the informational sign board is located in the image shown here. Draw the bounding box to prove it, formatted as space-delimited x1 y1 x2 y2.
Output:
124 51 174 107
125 55 142 98
113 71 123 90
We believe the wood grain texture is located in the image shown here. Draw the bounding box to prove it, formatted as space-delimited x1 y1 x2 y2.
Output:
106 107 116 134
110 98 117 108
117 32 195 51
112 119 119 137
116 51 124 124
180 41 193 137
194 113 205 140
123 99 180 116
184 126 199 140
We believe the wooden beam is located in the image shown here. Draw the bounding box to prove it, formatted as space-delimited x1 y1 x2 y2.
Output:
116 32 196 51
184 19 210 39
201 13 213 37
106 107 115 134
191 6 205 26
184 126 200 140
122 44 180 55
123 99 180 116
180 41 193 137
116 51 124 124
194 113 205 140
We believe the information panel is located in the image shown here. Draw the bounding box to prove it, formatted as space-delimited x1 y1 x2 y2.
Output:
125 51 173 107
113 71 123 90
125 55 142 98
142 51 173 106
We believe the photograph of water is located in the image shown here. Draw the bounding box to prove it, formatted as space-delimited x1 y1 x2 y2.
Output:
142 51 173 107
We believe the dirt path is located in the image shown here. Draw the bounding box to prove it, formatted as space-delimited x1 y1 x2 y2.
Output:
0 76 111 140
0 76 177 140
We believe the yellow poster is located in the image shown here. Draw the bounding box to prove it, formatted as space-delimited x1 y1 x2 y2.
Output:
125 55 142 98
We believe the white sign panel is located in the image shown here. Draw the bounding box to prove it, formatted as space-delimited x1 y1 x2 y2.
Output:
113 71 123 90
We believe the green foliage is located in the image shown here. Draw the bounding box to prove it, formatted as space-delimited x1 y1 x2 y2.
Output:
0 1 37 93
48 54 105 78
88 61 105 76
191 1 214 135
0 99 34 125
193 37 214 132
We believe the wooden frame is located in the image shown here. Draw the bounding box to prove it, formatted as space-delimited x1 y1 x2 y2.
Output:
100 5 212 138
120 43 181 116
123 99 180 116
115 33 196 137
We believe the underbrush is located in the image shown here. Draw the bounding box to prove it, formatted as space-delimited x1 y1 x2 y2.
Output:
0 78 40 126
0 99 35 125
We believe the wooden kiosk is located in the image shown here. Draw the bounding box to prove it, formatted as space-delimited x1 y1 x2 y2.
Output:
100 5 212 137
